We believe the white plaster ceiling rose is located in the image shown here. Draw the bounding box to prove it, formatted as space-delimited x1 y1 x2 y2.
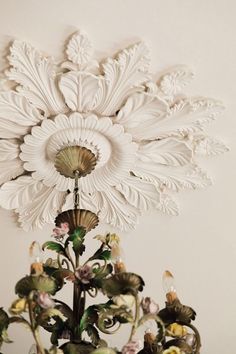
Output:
0 30 228 231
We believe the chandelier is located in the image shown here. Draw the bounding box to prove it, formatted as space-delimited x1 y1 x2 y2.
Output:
0 165 201 354
0 29 227 354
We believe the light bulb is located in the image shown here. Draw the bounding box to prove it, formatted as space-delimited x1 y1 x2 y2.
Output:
29 241 43 275
162 270 178 303
111 244 125 263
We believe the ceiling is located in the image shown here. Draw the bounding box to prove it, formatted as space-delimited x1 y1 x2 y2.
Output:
0 1 235 353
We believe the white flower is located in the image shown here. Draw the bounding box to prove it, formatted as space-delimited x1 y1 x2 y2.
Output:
0 30 225 232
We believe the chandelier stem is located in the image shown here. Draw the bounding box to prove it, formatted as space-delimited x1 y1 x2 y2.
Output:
74 170 80 210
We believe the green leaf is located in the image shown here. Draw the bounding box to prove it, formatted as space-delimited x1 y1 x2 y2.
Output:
15 275 59 296
97 250 111 261
86 325 100 346
65 227 86 255
80 306 98 332
88 245 111 262
42 242 66 256
50 331 59 346
0 308 9 334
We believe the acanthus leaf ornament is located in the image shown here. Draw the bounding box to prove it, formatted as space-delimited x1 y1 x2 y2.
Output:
0 30 228 231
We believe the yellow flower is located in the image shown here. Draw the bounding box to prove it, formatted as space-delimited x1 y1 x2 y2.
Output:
9 298 27 315
94 233 120 247
108 233 120 246
167 323 187 337
163 346 182 354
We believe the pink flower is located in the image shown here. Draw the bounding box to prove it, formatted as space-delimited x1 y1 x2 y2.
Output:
60 222 70 233
37 292 55 309
122 340 142 354
52 222 69 241
75 264 94 284
141 297 159 315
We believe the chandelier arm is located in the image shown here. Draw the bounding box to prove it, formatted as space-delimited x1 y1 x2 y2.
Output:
86 287 98 298
128 294 140 342
177 321 201 354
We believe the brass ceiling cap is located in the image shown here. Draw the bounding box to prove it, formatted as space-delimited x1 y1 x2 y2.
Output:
54 146 97 178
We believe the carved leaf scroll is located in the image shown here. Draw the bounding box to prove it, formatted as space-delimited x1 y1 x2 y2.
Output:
0 30 228 231
0 176 66 230
6 41 66 116
0 91 43 138
95 42 150 116
0 139 24 184
59 71 101 112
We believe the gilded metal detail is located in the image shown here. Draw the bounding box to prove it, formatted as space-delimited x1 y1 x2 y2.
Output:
54 146 97 178
55 209 99 234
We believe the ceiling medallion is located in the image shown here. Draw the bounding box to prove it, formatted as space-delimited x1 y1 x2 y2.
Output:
0 30 228 231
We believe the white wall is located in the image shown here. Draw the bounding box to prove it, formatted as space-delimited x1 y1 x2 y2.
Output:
0 1 235 353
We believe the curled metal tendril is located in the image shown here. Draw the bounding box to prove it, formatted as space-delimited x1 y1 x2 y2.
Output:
177 321 201 354
97 309 121 335
62 258 71 270
57 254 62 268
87 287 98 298
91 260 108 274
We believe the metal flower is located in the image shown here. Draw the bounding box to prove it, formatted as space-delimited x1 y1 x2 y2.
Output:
75 264 95 284
0 31 227 231
52 222 69 241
